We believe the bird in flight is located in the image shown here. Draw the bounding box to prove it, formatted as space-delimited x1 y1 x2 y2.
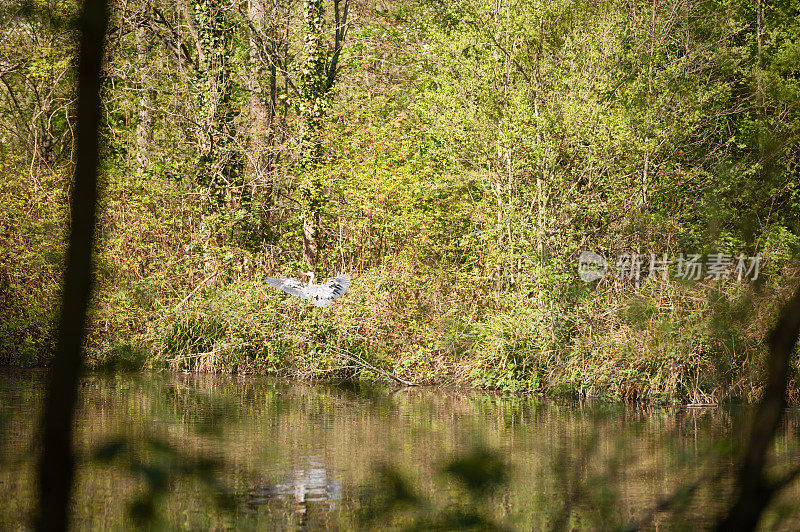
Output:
263 272 350 307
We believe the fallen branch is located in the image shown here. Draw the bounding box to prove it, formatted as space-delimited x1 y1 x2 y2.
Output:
291 333 418 387
158 263 231 321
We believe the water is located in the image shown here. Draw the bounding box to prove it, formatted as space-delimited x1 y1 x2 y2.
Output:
1 371 799 530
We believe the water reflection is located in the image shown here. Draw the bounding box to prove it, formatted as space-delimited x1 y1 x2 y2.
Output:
246 456 342 529
0 371 799 529
250 457 342 506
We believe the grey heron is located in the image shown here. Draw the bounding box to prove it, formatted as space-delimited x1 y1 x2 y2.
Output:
263 272 350 307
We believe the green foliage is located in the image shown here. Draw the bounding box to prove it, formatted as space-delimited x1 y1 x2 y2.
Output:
91 383 237 527
359 447 511 530
92 341 148 372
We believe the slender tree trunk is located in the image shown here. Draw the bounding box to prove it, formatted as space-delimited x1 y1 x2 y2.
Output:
756 0 763 109
191 0 237 202
247 0 268 185
265 3 278 180
245 0 281 205
642 151 649 207
36 97 55 170
36 0 108 529
135 17 152 179
299 0 326 269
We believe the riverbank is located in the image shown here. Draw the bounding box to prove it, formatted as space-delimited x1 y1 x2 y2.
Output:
4 246 799 405
3 187 798 405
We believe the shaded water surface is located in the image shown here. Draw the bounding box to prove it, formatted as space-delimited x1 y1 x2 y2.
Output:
1 371 800 529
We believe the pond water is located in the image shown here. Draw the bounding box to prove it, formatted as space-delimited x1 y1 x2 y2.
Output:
1 371 799 530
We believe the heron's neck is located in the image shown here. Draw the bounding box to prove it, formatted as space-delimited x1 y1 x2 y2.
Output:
307 273 315 285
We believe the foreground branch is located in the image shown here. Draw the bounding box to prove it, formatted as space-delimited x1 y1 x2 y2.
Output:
715 286 800 530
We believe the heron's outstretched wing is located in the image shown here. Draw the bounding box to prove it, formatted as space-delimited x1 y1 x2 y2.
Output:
308 273 350 307
263 276 311 299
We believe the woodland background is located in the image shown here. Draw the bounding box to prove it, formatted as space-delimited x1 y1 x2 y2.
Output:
1 0 799 402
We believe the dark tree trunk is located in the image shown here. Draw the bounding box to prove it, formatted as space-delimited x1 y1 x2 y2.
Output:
36 0 109 530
